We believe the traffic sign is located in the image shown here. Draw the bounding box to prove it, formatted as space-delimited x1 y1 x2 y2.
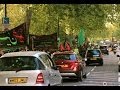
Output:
2 17 9 24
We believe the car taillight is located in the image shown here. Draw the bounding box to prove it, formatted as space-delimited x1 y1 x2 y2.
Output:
36 73 44 84
72 62 78 71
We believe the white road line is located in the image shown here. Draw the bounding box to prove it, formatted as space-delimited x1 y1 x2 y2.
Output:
118 73 120 76
87 72 90 76
91 66 96 72
118 73 120 86
73 85 77 86
118 76 120 82
86 66 96 76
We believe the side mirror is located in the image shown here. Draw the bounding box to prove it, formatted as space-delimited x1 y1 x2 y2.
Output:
52 66 59 70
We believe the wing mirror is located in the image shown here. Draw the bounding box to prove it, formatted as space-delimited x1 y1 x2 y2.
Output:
52 66 59 70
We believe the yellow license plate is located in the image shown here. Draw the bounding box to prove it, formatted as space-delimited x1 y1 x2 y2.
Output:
61 65 68 67
8 77 28 84
91 58 96 60
57 65 68 68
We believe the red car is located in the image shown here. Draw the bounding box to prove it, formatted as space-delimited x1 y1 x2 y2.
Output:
52 51 87 81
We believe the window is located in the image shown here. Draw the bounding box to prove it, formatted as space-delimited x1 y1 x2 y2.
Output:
87 50 100 57
52 54 77 61
0 56 42 71
39 54 54 68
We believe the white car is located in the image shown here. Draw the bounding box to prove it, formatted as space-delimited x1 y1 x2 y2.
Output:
0 51 62 86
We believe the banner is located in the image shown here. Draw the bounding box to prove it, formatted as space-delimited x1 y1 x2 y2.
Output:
0 23 26 48
29 33 58 51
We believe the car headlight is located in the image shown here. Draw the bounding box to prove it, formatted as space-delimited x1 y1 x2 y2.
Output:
85 58 87 61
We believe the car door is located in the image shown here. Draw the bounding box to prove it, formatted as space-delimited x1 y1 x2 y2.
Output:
46 55 62 85
39 54 61 86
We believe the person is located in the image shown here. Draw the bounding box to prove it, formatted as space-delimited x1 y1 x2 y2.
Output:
59 40 71 51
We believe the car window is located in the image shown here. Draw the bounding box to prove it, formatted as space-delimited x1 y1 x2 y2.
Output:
39 54 54 68
52 54 77 61
0 56 43 71
87 50 100 57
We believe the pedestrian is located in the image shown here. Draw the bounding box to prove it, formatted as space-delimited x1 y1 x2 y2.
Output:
59 39 71 51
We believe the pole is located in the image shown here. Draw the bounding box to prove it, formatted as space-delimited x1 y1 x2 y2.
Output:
57 16 60 49
57 16 59 39
5 4 7 17
25 8 32 50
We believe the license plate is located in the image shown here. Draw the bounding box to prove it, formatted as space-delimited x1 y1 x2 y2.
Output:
8 77 28 84
57 65 68 68
91 58 96 60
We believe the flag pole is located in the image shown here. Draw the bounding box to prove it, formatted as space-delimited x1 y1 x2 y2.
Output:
25 7 32 51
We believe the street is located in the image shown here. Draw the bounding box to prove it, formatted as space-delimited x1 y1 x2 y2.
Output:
62 51 119 86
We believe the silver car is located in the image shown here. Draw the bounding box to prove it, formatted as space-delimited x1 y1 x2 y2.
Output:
0 51 62 86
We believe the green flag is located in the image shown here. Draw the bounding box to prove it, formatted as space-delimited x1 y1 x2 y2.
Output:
78 28 85 47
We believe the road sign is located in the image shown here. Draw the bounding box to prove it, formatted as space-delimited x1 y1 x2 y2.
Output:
2 17 9 24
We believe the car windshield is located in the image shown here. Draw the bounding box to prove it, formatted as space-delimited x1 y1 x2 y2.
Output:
0 56 44 71
52 54 77 61
87 50 100 57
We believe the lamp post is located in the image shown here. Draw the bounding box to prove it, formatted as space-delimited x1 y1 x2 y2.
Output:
5 4 7 17
3 4 9 31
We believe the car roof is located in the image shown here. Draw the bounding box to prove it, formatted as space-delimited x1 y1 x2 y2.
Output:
0 51 47 58
52 51 76 55
87 49 101 51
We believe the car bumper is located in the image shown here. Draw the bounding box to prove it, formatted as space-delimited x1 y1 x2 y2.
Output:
60 73 77 77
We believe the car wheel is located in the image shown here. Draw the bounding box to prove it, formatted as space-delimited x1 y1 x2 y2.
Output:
100 62 103 66
118 65 120 72
76 71 83 81
99 60 103 66
86 62 89 66
83 73 87 78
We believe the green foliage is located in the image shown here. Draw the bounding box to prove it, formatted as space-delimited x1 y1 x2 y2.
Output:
0 4 120 40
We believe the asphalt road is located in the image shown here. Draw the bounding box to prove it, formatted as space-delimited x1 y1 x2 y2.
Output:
62 51 120 86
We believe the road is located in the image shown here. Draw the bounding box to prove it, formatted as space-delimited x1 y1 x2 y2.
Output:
62 51 120 86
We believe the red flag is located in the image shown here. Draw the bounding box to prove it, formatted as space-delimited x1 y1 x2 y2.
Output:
59 43 65 51
65 42 71 51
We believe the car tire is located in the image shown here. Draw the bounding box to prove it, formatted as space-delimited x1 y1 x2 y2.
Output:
83 73 87 78
118 65 120 72
76 71 83 81
86 61 89 66
99 61 103 66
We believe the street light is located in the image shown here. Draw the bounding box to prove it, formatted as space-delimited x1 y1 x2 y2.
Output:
5 4 7 17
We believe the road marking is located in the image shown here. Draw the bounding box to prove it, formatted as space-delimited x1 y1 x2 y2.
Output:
118 73 120 86
91 66 96 72
73 85 77 86
118 76 120 82
87 72 90 76
118 73 120 76
86 66 96 76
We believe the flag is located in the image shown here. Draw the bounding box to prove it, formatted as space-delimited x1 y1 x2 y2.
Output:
78 28 85 47
0 22 26 48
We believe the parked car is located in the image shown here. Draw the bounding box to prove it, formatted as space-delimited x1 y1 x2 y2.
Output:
0 51 62 86
99 45 109 55
85 49 103 66
51 51 87 81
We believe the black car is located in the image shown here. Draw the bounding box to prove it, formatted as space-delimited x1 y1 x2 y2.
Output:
85 49 103 66
99 45 109 55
